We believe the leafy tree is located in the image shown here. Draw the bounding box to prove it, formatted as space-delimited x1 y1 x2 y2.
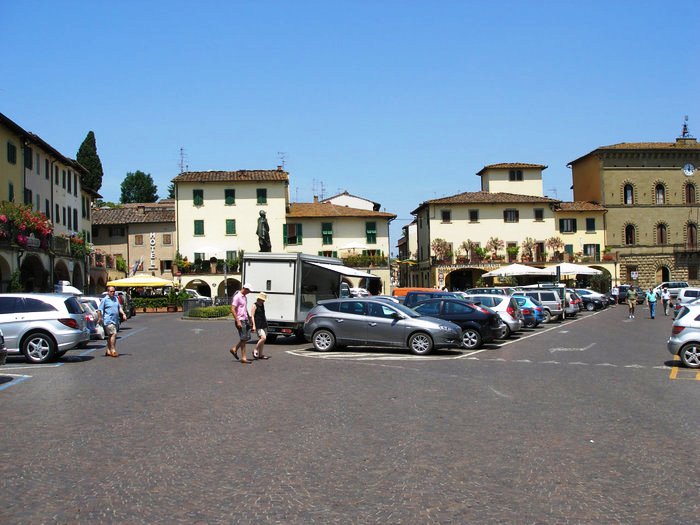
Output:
76 131 104 191
94 199 119 208
120 171 158 203
167 183 175 199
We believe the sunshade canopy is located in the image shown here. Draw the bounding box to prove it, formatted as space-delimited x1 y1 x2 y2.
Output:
543 263 602 276
106 274 174 287
307 261 377 279
339 241 369 250
482 263 552 278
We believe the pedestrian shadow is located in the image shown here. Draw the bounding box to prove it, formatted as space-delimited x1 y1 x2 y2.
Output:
58 355 95 364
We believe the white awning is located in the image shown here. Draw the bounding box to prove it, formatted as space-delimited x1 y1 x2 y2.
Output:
307 261 377 279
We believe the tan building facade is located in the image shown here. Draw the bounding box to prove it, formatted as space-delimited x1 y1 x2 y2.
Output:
570 134 700 287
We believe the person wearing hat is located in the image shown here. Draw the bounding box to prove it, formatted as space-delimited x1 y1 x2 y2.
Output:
251 291 270 360
230 282 253 364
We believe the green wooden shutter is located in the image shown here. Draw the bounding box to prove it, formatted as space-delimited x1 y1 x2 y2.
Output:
297 223 303 243
283 224 288 246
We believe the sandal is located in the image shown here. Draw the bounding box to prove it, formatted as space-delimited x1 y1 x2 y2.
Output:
257 355 270 360
240 359 253 364
229 348 239 361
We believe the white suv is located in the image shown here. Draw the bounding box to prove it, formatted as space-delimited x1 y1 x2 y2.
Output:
0 293 89 363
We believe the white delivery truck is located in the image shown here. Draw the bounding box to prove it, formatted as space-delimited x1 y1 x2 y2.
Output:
241 252 380 342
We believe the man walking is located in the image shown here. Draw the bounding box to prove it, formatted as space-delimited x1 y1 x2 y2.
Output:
99 287 126 357
230 283 253 364
644 287 658 319
627 285 638 319
661 286 671 316
611 285 619 307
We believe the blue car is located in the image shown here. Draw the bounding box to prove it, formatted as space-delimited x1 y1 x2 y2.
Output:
514 295 545 328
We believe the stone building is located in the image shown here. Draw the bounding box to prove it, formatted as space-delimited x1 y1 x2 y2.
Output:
570 125 700 287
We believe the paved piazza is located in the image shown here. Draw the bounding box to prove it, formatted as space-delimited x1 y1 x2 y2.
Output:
1 305 698 523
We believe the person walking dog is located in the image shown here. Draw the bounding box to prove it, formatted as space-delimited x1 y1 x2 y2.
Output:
230 283 253 364
251 292 270 360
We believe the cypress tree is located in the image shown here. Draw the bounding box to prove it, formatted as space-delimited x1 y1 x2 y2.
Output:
76 131 104 191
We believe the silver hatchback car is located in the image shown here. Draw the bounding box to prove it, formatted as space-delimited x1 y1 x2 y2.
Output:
303 298 462 355
667 304 700 368
0 293 90 363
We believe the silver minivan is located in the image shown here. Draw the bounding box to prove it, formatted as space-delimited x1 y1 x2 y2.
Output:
514 290 564 322
0 293 90 363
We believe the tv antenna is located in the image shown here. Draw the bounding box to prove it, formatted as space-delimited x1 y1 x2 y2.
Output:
277 151 287 169
179 147 189 173
547 187 558 199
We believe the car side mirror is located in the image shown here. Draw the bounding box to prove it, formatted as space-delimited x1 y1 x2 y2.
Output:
391 312 403 320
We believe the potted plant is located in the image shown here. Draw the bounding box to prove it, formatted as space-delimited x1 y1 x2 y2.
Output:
506 245 520 262
521 237 536 262
486 237 504 260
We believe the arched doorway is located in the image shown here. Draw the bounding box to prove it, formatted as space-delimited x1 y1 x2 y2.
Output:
656 266 670 283
21 254 48 292
218 277 241 300
183 278 212 297
72 263 84 292
0 254 11 292
54 259 70 283
444 268 488 291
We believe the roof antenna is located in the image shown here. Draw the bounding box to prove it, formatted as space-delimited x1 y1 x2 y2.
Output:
179 147 188 173
277 151 287 169
680 116 693 138
547 187 558 199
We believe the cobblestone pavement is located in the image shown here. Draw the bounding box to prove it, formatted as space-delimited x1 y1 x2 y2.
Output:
1 307 698 524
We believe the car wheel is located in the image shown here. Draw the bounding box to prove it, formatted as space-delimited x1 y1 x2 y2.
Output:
22 332 56 364
499 324 511 339
586 302 595 312
542 309 552 323
312 329 335 352
679 343 700 368
524 319 536 328
408 332 433 355
461 328 482 349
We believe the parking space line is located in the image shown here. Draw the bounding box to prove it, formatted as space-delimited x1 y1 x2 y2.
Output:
0 373 32 391
669 355 700 381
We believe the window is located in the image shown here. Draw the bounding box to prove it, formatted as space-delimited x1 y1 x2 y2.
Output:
225 219 236 235
655 184 665 204
322 222 333 245
109 226 125 236
625 224 636 245
224 189 235 205
161 260 173 272
284 223 303 245
624 184 634 204
54 165 59 185
686 184 696 204
689 265 699 280
45 159 49 180
559 218 577 233
503 209 519 223
194 252 205 262
62 170 66 189
365 221 377 244
73 208 78 230
509 169 523 181
534 208 544 221
24 146 33 170
586 218 596 232
469 209 479 222
194 220 204 236
45 199 50 218
67 170 72 193
24 188 32 206
74 172 78 196
256 188 267 204
162 233 172 245
657 224 668 245
81 196 86 218
8 182 13 202
62 207 66 226
36 153 40 174
318 250 337 257
55 204 60 222
35 193 40 211
7 141 17 164
688 224 697 250
92 226 99 238
134 234 144 245
583 244 600 259
193 189 203 206
441 210 451 223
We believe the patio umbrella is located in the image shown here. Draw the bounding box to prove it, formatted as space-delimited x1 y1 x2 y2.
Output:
107 274 174 287
545 262 602 276
339 241 369 251
482 263 552 277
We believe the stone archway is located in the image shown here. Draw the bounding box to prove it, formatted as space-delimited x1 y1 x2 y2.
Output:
218 277 241 300
656 266 670 283
72 263 84 292
443 267 488 291
183 278 212 297
21 254 48 292
0 253 11 292
54 259 70 284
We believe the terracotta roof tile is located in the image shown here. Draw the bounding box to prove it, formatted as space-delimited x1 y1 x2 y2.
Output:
569 138 700 165
556 201 606 212
92 204 175 225
414 192 559 214
477 163 547 175
288 202 395 219
172 170 289 183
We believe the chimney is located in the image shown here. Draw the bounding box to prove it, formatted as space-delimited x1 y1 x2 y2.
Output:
137 205 145 214
277 165 283 171
313 195 318 203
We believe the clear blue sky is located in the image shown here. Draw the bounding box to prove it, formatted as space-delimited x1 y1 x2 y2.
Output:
3 1 699 254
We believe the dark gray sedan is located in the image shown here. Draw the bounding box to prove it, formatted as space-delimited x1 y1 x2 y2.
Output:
303 298 462 355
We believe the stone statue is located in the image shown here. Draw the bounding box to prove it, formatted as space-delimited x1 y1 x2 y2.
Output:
257 210 271 252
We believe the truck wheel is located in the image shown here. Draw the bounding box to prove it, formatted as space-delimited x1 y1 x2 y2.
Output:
408 332 433 355
265 334 278 344
312 329 335 352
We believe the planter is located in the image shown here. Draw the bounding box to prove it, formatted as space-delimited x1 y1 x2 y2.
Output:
167 305 178 312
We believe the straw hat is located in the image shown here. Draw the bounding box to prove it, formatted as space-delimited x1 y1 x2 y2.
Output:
257 292 268 302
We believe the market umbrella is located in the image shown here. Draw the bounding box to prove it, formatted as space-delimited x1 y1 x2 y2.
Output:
544 262 602 276
482 263 552 278
106 274 174 287
339 241 369 251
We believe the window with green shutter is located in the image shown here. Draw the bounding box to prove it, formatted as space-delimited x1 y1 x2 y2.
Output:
225 219 236 235
194 252 204 262
365 221 377 244
283 223 303 245
194 220 204 236
585 217 596 232
225 189 235 205
257 188 267 204
193 189 204 206
7 141 17 164
322 222 333 245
